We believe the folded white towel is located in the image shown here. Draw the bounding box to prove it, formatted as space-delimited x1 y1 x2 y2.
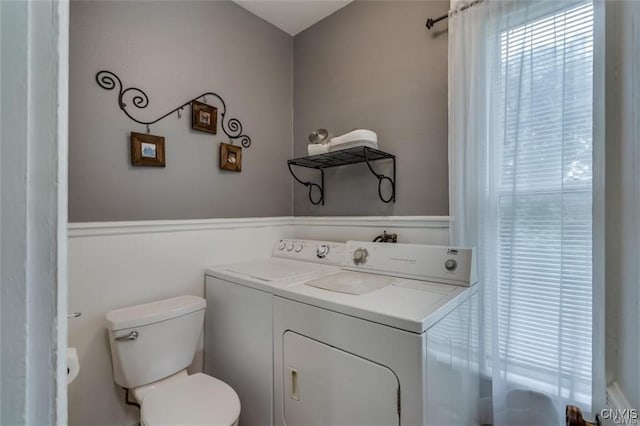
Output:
307 143 329 156
328 129 378 151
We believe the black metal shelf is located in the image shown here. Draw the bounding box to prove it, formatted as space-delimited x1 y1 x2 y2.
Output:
287 146 396 205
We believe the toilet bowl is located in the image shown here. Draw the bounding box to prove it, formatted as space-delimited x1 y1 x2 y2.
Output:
106 295 240 425
138 372 240 426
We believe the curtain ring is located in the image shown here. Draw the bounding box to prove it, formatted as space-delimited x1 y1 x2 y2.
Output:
177 108 182 119
203 95 207 103
146 124 150 134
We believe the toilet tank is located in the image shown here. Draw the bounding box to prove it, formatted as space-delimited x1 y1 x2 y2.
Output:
106 295 206 389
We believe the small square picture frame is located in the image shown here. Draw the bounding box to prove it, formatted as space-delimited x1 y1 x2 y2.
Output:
191 100 218 134
131 132 166 167
220 143 242 172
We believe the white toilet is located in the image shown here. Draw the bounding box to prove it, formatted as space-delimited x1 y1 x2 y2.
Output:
106 295 241 426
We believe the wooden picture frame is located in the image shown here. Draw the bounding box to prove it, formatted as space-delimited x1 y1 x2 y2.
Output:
130 132 166 167
220 143 242 172
191 101 218 134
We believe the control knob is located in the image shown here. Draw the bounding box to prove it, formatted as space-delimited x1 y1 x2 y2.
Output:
286 243 294 252
278 241 286 251
445 259 457 271
295 245 303 253
353 248 368 265
316 244 330 259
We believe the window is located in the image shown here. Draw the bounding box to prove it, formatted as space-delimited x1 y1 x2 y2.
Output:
495 2 593 408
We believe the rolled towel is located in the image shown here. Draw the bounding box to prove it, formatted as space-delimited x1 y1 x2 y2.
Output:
328 129 378 151
308 143 329 156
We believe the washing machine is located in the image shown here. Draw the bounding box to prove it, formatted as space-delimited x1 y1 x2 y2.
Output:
273 241 481 426
204 239 346 426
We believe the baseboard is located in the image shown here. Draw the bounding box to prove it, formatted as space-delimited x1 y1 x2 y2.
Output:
607 381 633 411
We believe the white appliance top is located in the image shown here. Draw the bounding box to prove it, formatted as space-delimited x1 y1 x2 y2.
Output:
305 271 395 295
224 259 319 282
205 239 346 293
275 241 478 333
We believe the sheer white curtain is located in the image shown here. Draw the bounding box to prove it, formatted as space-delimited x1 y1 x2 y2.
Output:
449 2 597 425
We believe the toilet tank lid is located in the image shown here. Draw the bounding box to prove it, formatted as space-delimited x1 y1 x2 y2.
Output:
106 295 206 331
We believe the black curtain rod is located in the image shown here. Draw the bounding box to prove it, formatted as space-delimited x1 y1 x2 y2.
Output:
425 13 448 29
425 0 483 30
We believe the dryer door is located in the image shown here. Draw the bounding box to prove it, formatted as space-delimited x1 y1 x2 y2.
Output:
282 331 400 426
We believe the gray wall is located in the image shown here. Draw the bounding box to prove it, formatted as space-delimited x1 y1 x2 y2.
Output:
69 1 293 222
293 0 449 216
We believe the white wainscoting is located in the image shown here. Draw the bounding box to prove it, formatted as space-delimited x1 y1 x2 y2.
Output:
67 218 291 426
290 216 451 244
67 216 449 426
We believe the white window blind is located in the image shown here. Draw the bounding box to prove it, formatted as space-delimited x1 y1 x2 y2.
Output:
496 2 593 408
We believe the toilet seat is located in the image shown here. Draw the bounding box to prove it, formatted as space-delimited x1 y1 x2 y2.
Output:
141 373 241 426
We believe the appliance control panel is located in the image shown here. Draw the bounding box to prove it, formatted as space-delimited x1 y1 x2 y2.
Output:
343 241 477 287
272 239 346 265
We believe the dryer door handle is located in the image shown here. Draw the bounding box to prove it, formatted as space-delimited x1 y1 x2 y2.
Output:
289 368 299 401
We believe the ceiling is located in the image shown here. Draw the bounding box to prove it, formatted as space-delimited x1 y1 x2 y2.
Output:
233 0 353 36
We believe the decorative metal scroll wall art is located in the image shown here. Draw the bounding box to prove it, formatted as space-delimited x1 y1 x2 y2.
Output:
95 70 252 148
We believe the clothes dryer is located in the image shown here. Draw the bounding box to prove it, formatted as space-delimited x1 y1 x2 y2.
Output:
273 241 480 426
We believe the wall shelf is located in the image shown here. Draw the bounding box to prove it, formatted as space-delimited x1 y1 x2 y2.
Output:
287 146 396 205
